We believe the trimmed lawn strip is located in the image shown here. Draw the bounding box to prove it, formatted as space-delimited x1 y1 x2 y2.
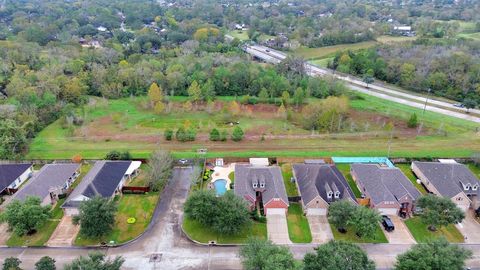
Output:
395 164 428 194
330 223 388 244
75 193 159 246
404 217 464 243
335 164 362 198
281 163 299 196
182 217 267 244
6 199 65 247
287 203 312 243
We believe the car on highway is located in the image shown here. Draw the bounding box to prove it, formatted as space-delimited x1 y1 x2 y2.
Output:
453 103 465 108
382 215 395 232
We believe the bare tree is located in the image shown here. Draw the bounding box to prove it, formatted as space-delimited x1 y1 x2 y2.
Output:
146 150 174 192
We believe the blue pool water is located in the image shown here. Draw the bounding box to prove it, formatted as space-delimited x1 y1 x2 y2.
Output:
213 179 227 196
332 157 395 168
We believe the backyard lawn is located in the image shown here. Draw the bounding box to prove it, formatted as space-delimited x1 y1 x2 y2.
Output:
335 164 362 198
467 163 480 179
395 164 428 194
182 217 267 244
405 217 464 243
281 163 299 197
7 199 65 247
286 203 312 243
75 192 159 246
330 223 388 243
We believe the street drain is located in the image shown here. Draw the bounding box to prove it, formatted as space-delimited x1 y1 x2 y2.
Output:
149 253 163 262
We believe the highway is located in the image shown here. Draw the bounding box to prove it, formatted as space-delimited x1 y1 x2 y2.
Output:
245 44 480 124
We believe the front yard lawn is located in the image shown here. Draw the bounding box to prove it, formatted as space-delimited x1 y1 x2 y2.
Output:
183 217 267 244
335 164 362 198
396 164 428 194
7 199 65 247
404 217 464 243
287 203 312 243
281 163 299 197
330 223 388 243
75 192 159 246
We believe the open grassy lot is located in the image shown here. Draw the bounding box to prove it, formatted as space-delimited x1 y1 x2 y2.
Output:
286 203 312 243
395 164 428 194
405 217 464 243
226 30 249 41
182 217 267 244
330 223 388 243
7 199 65 247
467 163 480 179
75 192 159 246
335 164 362 198
294 41 378 60
310 57 333 67
281 163 299 197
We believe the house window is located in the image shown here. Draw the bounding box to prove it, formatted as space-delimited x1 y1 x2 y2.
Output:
327 191 333 199
457 197 463 201
473 185 479 191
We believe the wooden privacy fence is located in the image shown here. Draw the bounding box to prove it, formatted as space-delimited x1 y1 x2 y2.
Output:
122 186 150 194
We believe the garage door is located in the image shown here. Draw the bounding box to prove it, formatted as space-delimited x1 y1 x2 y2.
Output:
307 208 327 216
378 208 398 215
266 208 286 215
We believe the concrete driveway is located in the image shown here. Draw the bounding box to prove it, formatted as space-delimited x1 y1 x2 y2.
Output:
266 211 291 245
306 214 333 244
456 210 480 244
46 215 80 246
381 216 416 244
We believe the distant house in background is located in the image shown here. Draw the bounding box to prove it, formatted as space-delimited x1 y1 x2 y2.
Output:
293 162 357 216
393 25 415 36
62 160 141 216
412 161 479 212
0 163 33 195
234 159 289 215
351 164 421 216
12 163 81 206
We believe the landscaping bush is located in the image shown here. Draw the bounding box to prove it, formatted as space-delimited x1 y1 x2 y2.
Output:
209 128 220 141
176 127 196 142
105 150 131 160
164 129 173 141
232 126 244 141
407 113 418 128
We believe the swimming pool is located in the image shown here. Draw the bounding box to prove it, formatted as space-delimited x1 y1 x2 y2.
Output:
213 179 227 196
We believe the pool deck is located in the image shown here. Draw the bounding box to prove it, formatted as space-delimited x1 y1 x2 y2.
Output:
210 163 235 191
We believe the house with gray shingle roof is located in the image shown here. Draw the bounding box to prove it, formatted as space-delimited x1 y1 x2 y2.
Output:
292 163 357 215
412 161 479 212
62 160 141 215
12 163 81 206
234 162 289 215
351 164 421 216
0 163 33 195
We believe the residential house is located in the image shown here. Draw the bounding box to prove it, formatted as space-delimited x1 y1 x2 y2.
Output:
351 164 421 216
12 163 81 205
412 161 479 212
0 163 33 195
62 160 141 215
292 162 357 216
234 160 289 215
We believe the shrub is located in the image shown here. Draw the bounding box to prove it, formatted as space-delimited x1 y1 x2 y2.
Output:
232 126 244 141
209 128 220 141
164 129 173 141
407 113 418 128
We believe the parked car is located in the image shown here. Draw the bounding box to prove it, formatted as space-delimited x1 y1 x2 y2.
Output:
178 159 188 164
382 215 395 232
453 103 465 108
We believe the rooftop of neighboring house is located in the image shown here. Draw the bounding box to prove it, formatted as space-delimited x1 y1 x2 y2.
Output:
351 164 421 205
413 161 480 198
293 163 357 205
13 163 80 201
62 160 137 208
0 163 32 192
234 163 288 206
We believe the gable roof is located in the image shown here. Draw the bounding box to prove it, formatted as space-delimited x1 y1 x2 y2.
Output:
293 163 357 205
234 164 289 206
13 163 80 202
413 161 480 198
62 161 131 208
0 163 32 192
351 164 421 205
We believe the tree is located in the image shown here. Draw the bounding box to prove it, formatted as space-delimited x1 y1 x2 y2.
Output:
363 75 374 88
394 238 472 270
400 63 415 88
176 127 187 141
154 101 165 114
105 150 131 160
164 129 173 141
407 113 418 128
417 194 465 231
328 200 356 233
232 126 244 142
0 119 27 159
240 238 299 270
35 256 56 270
187 80 202 103
2 257 22 270
146 150 173 191
281 91 290 106
349 206 381 238
304 241 375 270
220 130 228 141
210 128 220 141
228 101 241 116
63 252 124 270
293 87 305 107
0 196 50 236
277 104 287 119
463 97 477 113
73 197 116 238
258 88 269 102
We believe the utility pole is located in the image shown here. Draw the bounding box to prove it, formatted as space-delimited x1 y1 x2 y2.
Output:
423 88 431 115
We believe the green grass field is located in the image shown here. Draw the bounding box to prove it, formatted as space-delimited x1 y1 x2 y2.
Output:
330 223 388 243
468 163 480 179
294 41 378 60
335 164 362 198
405 217 464 243
286 203 312 243
227 30 249 41
182 217 267 244
395 164 428 194
281 163 299 196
